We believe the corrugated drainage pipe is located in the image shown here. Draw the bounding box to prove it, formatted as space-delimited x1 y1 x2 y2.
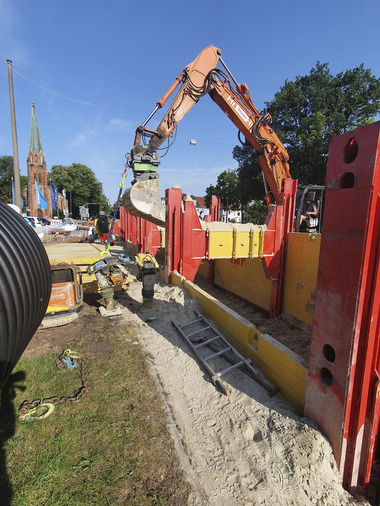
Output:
0 202 51 390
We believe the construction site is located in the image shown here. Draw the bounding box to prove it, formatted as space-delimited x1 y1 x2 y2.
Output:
1 45 379 505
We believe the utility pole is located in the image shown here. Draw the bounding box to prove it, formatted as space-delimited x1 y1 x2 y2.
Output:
63 189 67 218
7 59 21 209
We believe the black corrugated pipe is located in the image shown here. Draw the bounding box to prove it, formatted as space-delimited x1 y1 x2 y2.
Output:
0 202 51 390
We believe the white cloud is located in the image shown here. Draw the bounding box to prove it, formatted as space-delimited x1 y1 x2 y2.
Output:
106 118 133 132
68 116 133 151
68 127 99 150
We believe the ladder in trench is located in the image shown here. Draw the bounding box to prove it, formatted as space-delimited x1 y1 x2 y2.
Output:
172 311 278 397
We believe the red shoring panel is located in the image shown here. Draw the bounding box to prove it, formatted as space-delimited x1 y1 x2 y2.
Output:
304 122 380 499
119 206 126 241
137 218 161 256
165 187 183 283
204 195 220 283
120 207 162 256
113 219 120 238
262 178 297 318
164 188 207 283
206 195 221 222
181 197 207 281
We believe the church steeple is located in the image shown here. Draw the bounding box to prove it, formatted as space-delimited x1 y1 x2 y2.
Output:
29 102 43 154
27 102 50 217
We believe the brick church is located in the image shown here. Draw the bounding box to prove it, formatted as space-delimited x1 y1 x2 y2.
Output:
26 102 66 218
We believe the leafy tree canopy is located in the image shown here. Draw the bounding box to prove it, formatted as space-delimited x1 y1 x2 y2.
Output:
0 155 14 203
205 169 240 209
264 62 380 185
204 62 380 215
233 144 265 205
49 163 110 218
0 155 28 204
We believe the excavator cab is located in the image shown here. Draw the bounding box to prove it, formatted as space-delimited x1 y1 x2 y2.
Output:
295 185 325 233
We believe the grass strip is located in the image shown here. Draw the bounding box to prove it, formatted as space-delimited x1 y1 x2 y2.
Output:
0 328 190 505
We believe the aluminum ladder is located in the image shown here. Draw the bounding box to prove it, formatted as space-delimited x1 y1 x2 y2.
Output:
172 311 278 396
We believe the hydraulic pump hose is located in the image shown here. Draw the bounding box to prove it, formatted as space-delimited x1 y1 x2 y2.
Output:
0 202 51 390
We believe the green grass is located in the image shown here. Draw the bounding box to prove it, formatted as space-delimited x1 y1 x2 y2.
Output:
0 329 190 505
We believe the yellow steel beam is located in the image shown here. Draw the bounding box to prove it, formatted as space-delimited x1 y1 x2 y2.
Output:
203 222 266 259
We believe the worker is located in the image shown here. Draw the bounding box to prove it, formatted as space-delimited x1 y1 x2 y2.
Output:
95 210 109 242
300 196 318 227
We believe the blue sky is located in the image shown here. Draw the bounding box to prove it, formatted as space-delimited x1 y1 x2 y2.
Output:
1 0 379 204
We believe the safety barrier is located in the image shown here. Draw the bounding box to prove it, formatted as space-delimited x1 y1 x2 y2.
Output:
305 121 380 497
120 122 380 502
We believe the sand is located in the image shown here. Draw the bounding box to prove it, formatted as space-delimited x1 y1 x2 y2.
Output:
115 263 362 506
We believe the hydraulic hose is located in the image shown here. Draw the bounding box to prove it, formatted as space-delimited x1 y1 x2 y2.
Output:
0 202 51 390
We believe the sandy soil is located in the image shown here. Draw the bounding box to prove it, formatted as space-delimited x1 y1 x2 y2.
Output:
118 266 360 505
23 251 364 505
194 274 312 364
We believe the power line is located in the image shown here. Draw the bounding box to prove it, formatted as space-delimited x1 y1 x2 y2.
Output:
11 64 102 107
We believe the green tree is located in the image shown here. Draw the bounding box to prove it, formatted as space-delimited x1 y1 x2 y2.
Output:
205 169 240 210
233 144 265 204
0 155 28 204
49 163 110 218
205 63 380 220
264 62 380 185
0 155 14 203
204 150 268 222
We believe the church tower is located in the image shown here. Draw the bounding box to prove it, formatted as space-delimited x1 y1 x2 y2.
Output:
27 103 51 217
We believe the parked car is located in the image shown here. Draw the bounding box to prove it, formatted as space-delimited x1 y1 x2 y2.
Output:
61 218 77 231
23 217 34 227
40 218 51 226
28 216 43 227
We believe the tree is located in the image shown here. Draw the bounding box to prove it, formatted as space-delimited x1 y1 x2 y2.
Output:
205 169 240 210
204 149 268 222
49 163 110 218
0 155 28 204
204 63 380 220
264 62 380 185
233 144 265 205
0 155 14 203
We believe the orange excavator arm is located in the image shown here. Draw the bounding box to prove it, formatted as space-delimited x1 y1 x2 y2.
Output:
123 45 291 225
133 45 221 153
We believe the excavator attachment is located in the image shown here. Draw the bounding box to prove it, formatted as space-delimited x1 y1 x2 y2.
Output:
121 177 165 226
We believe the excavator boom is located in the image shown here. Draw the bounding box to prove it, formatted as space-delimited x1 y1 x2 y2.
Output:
123 45 290 225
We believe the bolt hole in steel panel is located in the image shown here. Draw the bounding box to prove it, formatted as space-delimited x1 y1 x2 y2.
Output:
340 172 355 189
320 367 333 386
343 137 359 164
323 344 336 363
